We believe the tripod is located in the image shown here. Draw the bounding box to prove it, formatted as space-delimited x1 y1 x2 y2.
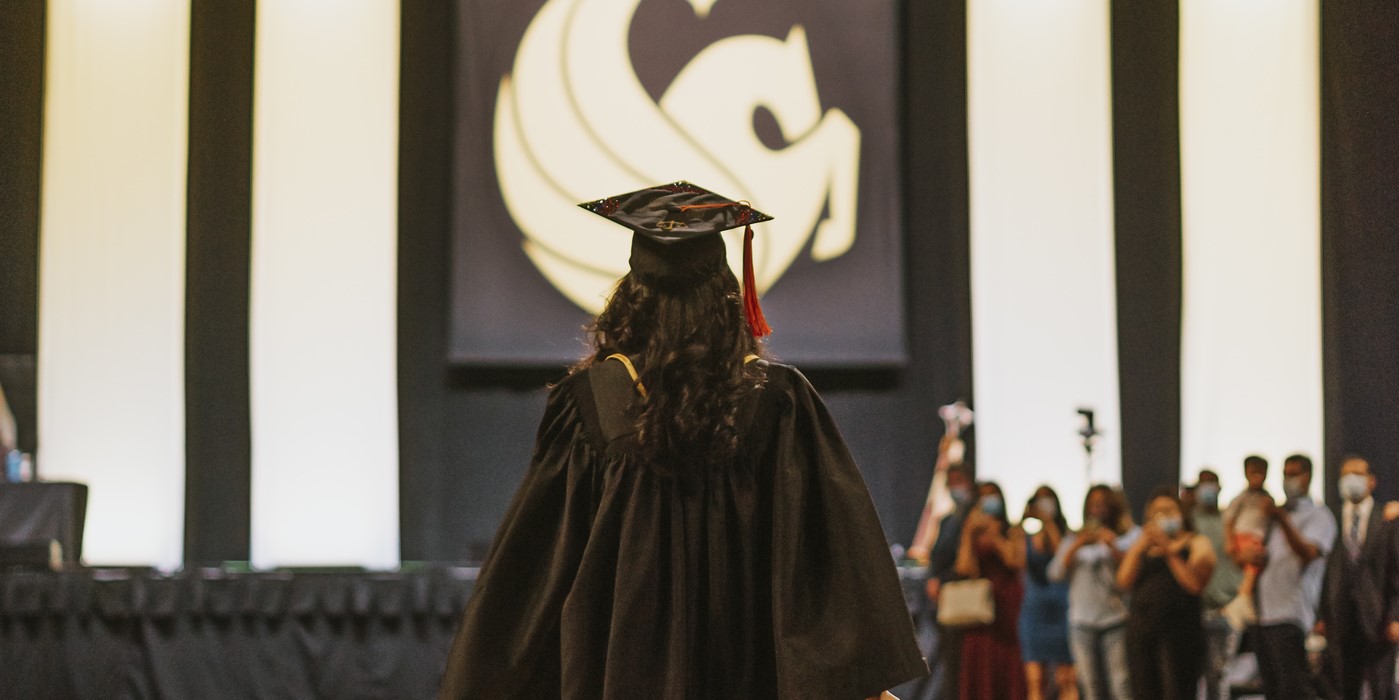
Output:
1078 408 1100 485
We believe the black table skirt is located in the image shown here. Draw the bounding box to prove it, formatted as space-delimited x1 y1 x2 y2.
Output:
0 482 88 561
0 568 476 700
0 565 927 699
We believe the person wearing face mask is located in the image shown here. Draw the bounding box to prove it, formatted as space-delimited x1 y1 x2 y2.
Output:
954 481 1027 699
908 465 975 700
1317 455 1398 700
1179 483 1198 517
1190 469 1245 700
1118 487 1217 700
1250 454 1336 699
1018 486 1077 700
1048 485 1139 700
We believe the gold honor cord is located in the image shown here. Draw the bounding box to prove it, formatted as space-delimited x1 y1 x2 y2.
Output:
606 353 763 399
605 354 648 400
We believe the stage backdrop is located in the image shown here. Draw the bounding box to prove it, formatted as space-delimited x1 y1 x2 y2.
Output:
450 0 905 366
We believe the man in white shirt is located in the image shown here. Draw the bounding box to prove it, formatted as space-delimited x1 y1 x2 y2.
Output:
1318 455 1398 700
1251 454 1336 700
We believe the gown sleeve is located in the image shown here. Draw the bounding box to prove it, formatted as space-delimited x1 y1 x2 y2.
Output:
768 368 929 699
438 378 596 699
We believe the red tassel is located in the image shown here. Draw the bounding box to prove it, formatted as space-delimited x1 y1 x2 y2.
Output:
742 225 772 337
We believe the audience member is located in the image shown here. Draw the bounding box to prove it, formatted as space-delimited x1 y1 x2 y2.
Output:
1251 454 1335 700
1318 455 1398 700
1019 486 1077 700
1179 482 1198 519
1049 485 1138 700
1192 469 1244 700
1118 487 1216 700
1222 455 1272 629
955 481 1027 699
910 465 974 700
910 454 1378 699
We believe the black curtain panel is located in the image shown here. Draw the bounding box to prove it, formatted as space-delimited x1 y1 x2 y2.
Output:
0 0 44 358
397 0 456 563
892 0 975 508
1109 0 1184 516
0 1 45 457
183 0 256 565
1320 2 1399 506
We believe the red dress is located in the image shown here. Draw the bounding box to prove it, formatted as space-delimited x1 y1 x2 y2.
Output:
959 539 1027 700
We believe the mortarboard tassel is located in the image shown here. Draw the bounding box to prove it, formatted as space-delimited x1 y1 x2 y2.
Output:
674 198 773 337
742 224 772 337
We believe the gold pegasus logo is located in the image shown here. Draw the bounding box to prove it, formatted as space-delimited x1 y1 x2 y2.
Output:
494 0 862 313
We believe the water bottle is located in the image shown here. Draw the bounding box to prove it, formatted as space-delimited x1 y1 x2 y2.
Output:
4 450 19 483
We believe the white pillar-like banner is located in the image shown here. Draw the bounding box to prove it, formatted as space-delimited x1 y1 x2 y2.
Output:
250 1 401 569
37 0 190 568
1179 0 1323 499
968 0 1121 527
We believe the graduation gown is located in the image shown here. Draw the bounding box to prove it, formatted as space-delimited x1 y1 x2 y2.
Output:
438 361 927 699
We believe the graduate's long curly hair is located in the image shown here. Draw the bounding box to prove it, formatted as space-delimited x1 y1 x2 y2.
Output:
581 267 768 470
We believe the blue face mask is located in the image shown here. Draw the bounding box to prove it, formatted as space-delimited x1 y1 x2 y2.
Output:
950 485 972 505
1197 484 1220 507
1157 514 1183 537
980 495 1004 517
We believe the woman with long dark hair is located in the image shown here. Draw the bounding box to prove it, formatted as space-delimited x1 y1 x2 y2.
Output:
438 183 926 699
954 481 1028 699
1118 487 1216 700
1048 485 1139 700
1019 486 1077 700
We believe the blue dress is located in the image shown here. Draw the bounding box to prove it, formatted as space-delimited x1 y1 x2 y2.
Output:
1018 536 1074 665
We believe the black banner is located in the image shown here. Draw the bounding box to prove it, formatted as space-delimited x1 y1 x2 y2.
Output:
450 0 905 365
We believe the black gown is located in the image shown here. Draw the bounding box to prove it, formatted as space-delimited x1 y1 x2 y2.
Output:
1125 547 1205 700
438 361 927 699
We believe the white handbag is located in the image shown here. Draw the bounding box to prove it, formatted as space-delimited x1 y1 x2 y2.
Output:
936 579 995 628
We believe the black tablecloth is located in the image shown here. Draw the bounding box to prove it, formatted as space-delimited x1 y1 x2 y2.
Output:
0 481 87 561
0 564 927 699
0 567 476 699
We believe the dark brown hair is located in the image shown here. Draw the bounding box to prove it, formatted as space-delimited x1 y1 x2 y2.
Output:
581 267 767 471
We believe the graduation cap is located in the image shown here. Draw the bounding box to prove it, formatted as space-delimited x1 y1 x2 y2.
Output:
579 181 774 337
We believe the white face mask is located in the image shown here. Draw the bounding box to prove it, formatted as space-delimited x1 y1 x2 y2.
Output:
1339 473 1371 503
1283 476 1308 500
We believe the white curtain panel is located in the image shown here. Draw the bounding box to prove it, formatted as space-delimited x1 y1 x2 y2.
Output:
968 0 1121 527
1179 0 1323 501
38 0 191 569
250 0 401 569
